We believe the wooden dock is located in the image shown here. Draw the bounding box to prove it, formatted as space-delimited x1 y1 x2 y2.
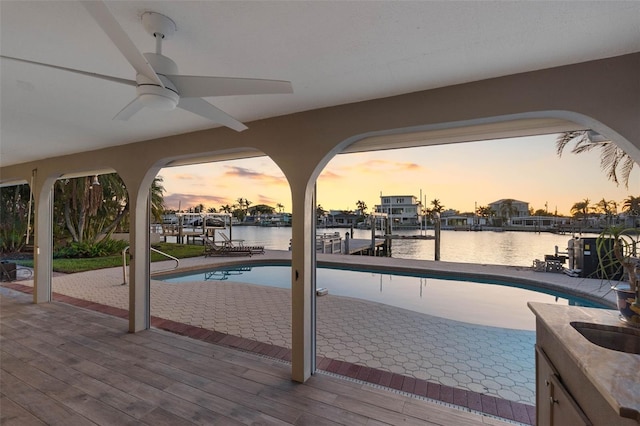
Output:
375 234 435 240
345 238 387 256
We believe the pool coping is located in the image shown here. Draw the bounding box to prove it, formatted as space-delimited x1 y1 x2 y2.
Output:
153 254 618 310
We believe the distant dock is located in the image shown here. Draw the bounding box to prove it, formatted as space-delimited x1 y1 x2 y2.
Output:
345 238 387 256
375 234 434 240
316 232 387 256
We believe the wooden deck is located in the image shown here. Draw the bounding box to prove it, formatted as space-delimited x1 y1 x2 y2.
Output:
345 239 387 256
0 287 510 425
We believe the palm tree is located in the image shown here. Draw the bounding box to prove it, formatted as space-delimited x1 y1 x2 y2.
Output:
54 173 129 244
556 131 636 188
594 198 617 226
622 196 640 216
570 199 592 228
498 199 517 225
276 203 284 213
476 205 494 220
430 199 444 213
356 200 368 216
51 173 167 245
206 207 217 213
570 199 590 216
622 195 640 227
220 204 232 214
235 197 245 212
149 176 166 224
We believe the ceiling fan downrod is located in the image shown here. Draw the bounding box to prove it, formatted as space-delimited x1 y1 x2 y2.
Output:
141 11 176 55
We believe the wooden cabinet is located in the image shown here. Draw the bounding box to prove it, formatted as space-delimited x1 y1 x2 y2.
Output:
536 345 592 426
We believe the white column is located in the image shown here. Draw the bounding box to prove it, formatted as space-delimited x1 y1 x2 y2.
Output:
290 181 315 382
128 187 151 332
33 179 54 303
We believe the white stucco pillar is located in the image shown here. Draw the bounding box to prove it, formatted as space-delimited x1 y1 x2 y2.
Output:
33 177 55 303
127 186 151 332
290 180 316 382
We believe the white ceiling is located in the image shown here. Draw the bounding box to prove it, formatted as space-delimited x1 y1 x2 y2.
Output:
1 1 639 168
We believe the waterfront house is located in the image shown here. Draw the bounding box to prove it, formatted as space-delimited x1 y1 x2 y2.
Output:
1 2 639 423
440 214 488 230
488 199 530 225
374 195 421 228
324 210 360 227
257 212 292 227
509 215 570 231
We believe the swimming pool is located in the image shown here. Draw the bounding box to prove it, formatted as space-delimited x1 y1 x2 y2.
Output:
160 264 607 330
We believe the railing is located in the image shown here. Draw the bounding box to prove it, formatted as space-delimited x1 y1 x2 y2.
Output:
316 232 343 254
121 246 179 285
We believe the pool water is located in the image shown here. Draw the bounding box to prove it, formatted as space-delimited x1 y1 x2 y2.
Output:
161 264 606 330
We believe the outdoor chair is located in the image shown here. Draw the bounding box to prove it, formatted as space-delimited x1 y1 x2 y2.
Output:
218 232 265 254
201 234 252 257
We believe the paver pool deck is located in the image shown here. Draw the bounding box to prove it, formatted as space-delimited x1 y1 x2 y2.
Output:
5 250 617 424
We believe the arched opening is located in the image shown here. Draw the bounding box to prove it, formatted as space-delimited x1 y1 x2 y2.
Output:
145 153 295 356
43 171 131 308
309 124 638 409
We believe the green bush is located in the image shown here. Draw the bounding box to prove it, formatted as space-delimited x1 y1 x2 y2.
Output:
54 239 129 259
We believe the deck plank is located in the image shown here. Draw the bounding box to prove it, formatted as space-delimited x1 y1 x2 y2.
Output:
1 288 510 426
0 394 47 426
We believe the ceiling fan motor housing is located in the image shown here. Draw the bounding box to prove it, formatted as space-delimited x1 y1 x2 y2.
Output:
136 53 179 110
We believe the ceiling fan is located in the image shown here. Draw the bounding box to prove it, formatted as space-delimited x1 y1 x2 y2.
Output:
1 1 293 131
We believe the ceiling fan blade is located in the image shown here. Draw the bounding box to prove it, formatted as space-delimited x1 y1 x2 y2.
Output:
113 97 145 120
80 0 164 87
177 98 248 132
0 55 136 87
168 75 293 98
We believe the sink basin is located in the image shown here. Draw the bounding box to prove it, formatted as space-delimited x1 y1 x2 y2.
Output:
571 321 640 355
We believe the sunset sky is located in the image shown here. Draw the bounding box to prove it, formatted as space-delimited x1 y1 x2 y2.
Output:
159 134 638 217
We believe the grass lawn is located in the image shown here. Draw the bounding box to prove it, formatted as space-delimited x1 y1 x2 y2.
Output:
13 243 205 274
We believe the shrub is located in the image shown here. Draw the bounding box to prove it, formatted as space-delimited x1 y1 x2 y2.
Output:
54 239 129 259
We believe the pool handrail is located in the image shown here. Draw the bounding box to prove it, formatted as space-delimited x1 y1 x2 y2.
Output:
121 245 179 285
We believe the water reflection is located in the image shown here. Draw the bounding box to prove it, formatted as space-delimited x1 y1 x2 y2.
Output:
163 265 606 330
189 226 598 267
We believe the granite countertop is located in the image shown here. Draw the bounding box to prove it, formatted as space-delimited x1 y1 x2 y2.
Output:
528 302 640 423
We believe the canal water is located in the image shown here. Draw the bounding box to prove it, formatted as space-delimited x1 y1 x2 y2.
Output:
209 226 599 267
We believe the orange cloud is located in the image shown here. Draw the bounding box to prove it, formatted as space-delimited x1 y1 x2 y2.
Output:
164 193 228 211
222 166 287 186
173 174 197 180
256 194 282 206
318 170 342 180
356 159 423 172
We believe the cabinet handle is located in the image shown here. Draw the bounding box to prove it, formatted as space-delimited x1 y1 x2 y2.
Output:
549 397 558 405
545 379 550 387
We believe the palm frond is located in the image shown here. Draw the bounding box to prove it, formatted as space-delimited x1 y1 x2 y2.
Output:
555 131 585 157
600 142 622 185
620 156 636 189
556 130 637 188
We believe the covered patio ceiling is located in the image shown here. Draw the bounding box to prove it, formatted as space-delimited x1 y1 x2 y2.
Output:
1 1 639 168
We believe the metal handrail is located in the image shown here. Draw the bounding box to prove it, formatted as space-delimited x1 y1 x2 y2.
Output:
121 246 179 285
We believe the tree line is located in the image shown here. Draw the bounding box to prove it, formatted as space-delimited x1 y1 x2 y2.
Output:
166 197 286 222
